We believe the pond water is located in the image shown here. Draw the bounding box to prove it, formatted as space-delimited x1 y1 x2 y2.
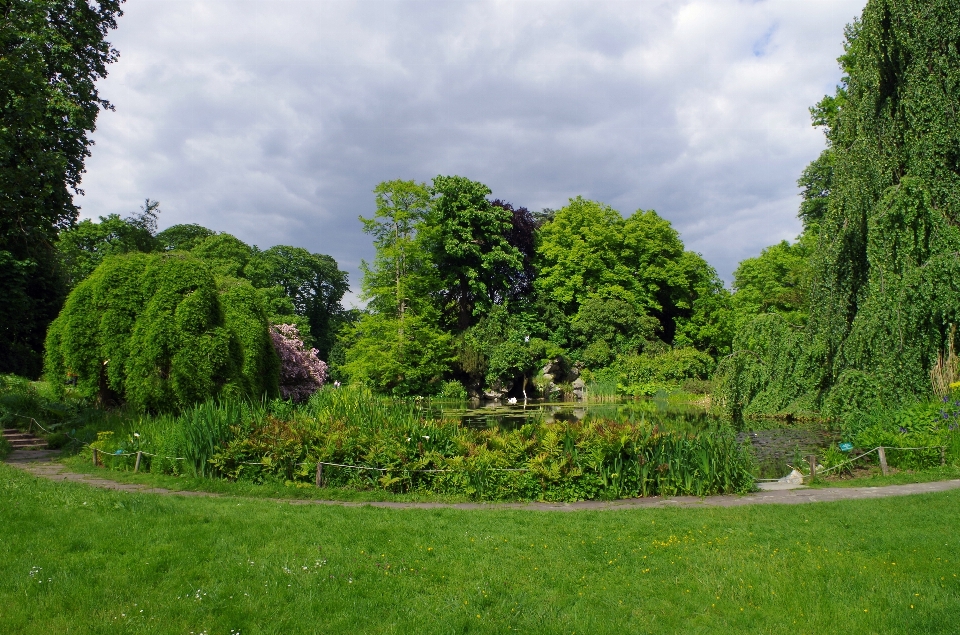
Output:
424 397 837 479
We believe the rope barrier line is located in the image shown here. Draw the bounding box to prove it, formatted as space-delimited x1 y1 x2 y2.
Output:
814 447 879 476
294 461 531 474
808 445 946 476
136 452 186 460
7 414 59 435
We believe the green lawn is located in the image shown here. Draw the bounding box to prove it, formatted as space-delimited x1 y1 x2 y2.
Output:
1 463 958 634
813 465 960 488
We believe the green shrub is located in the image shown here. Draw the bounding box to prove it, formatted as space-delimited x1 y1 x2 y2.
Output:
838 397 960 470
0 435 10 459
45 432 70 449
436 380 467 400
0 374 78 432
681 378 714 395
598 347 714 398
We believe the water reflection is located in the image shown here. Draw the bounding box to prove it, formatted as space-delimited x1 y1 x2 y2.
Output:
423 397 716 430
422 397 836 479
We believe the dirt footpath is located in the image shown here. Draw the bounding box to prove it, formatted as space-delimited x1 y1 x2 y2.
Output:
6 449 960 511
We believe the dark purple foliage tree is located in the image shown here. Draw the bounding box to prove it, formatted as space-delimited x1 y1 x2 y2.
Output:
489 199 537 303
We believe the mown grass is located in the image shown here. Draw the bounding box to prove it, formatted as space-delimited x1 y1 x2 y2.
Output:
813 464 960 488
1 463 958 634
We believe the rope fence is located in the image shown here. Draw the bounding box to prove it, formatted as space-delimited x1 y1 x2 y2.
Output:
85 449 532 483
780 444 948 482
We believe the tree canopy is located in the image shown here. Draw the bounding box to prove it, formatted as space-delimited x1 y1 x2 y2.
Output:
0 0 124 377
342 181 729 397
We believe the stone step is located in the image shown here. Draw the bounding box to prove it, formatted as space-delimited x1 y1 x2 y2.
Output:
3 428 40 436
7 439 46 448
3 428 47 450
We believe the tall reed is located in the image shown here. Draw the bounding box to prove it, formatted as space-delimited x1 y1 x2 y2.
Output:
585 378 620 402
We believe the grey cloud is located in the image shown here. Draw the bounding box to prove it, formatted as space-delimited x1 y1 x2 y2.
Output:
79 0 866 304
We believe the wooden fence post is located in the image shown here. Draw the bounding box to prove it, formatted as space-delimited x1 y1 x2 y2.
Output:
92 448 99 467
942 447 947 466
807 455 817 481
134 451 142 473
316 462 323 488
878 446 889 476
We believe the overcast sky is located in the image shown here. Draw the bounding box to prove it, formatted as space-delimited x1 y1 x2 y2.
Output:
77 0 866 303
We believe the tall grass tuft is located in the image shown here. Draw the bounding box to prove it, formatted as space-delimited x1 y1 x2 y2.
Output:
585 378 619 402
305 386 425 431
177 400 245 476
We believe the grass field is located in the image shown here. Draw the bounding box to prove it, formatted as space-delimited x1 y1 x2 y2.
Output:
2 464 958 633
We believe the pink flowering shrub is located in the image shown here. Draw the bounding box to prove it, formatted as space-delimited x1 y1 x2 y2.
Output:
269 324 327 402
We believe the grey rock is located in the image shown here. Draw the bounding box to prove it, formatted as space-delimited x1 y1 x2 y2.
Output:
572 377 586 401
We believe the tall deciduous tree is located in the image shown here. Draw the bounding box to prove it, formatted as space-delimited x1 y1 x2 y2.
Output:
155 223 216 252
424 175 523 330
58 199 160 289
729 238 811 328
535 196 723 354
489 199 538 303
246 245 349 361
358 179 433 319
342 180 453 395
0 0 124 376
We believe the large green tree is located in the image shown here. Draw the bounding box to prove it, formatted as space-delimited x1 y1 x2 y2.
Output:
58 199 160 288
0 0 124 376
535 197 729 359
341 180 453 395
357 179 434 318
245 245 349 361
729 237 811 329
716 0 960 419
155 223 215 252
424 175 524 330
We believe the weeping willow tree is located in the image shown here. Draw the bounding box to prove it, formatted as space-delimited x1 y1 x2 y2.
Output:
45 252 279 412
715 0 960 420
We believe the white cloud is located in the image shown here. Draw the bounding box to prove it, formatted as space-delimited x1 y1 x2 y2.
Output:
78 0 866 301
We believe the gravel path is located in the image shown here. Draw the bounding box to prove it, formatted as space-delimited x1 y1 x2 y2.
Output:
6 449 960 511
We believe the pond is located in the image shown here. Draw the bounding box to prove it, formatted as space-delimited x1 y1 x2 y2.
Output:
423 397 837 479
